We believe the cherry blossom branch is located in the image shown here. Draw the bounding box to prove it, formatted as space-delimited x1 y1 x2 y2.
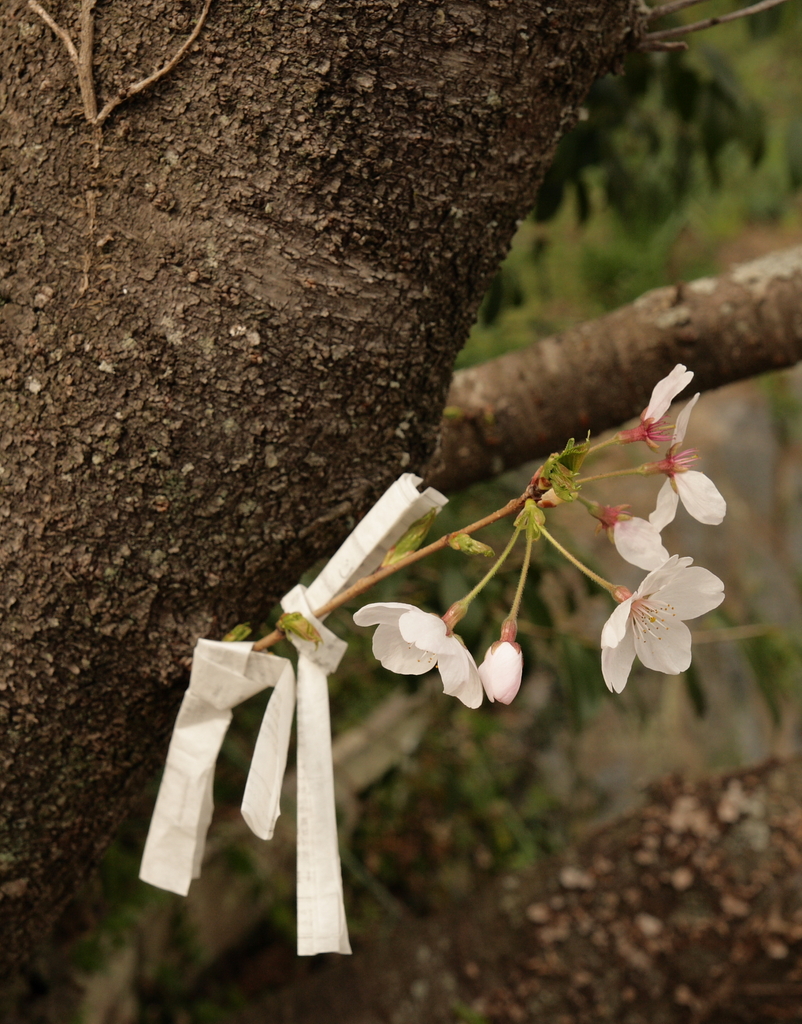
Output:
252 496 527 652
26 0 212 127
645 0 791 42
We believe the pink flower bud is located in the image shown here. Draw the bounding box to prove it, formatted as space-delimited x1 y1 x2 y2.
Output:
478 641 523 705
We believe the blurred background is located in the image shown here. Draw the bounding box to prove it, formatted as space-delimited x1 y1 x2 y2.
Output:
13 2 802 1021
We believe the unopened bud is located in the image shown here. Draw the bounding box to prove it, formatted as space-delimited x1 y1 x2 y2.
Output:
479 641 523 705
381 508 438 567
277 611 322 647
448 533 495 557
514 499 545 538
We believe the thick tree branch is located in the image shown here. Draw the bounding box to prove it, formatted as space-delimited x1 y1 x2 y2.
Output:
425 247 802 493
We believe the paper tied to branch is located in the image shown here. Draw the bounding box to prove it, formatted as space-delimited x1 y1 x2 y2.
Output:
271 584 350 955
140 473 447 951
139 640 292 896
243 472 447 955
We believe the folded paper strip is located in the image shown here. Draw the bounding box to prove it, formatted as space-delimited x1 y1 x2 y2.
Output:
139 473 447 954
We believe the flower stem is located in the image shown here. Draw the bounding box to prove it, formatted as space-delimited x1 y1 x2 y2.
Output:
586 436 622 456
252 495 527 652
507 526 534 624
539 525 617 595
462 526 522 605
577 465 649 484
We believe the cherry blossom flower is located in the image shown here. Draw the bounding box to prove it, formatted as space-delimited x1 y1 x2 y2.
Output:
601 555 724 693
479 641 523 704
648 394 727 529
618 364 694 449
591 503 670 571
353 602 483 708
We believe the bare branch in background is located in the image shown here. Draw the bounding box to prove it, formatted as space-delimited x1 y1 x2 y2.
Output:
644 0 792 44
425 247 802 493
647 0 722 19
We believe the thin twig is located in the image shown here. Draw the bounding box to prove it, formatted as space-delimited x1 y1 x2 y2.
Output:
78 0 98 121
647 0 713 20
27 1 80 71
638 39 689 51
646 0 791 41
690 623 780 644
95 0 213 125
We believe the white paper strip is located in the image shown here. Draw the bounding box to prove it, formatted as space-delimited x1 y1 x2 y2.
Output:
139 640 292 896
240 474 448 954
241 659 295 841
280 585 350 954
304 473 447 612
142 475 449 949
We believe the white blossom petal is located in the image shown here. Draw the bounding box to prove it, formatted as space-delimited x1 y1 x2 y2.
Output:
353 602 412 627
438 646 483 708
672 393 700 445
674 471 727 525
651 565 725 620
371 622 436 675
638 554 693 593
613 517 670 570
601 596 635 648
649 479 679 531
643 364 693 422
398 607 451 652
633 614 693 676
601 629 637 693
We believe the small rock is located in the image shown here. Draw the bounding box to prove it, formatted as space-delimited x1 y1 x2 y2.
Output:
525 902 550 924
635 912 664 938
559 866 594 890
720 893 750 917
671 866 694 891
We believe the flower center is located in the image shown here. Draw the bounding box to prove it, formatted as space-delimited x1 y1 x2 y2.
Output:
630 597 678 642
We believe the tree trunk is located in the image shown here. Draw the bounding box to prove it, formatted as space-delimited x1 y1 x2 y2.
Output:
0 0 646 972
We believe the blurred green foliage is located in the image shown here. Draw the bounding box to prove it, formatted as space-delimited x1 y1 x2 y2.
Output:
463 0 802 366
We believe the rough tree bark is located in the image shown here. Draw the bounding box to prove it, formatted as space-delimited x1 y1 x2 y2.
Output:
0 0 648 972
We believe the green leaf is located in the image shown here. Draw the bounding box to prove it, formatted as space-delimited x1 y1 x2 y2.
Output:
381 508 438 567
277 611 321 647
222 623 252 642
